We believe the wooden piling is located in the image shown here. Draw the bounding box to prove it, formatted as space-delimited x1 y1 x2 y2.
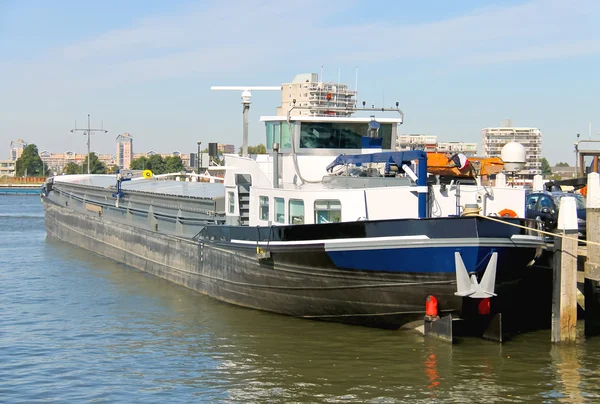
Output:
585 172 600 337
552 196 579 343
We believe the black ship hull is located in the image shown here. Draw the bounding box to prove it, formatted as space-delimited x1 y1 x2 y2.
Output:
43 195 544 330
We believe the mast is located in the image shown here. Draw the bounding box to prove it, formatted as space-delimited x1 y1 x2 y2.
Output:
210 86 281 157
71 114 108 174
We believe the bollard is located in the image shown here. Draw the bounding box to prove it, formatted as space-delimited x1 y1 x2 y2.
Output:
532 174 544 191
585 172 600 337
552 196 578 343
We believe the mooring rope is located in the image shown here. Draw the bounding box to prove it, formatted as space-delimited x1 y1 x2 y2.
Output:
479 214 600 247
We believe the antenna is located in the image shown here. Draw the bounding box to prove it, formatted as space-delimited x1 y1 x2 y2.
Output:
70 114 108 174
354 66 358 107
210 86 281 157
320 65 323 82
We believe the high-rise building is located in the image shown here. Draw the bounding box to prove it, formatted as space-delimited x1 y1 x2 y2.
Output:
116 133 133 169
481 123 542 177
9 139 27 161
276 73 356 117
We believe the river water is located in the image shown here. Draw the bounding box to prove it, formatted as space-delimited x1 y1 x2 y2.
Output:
2 195 600 403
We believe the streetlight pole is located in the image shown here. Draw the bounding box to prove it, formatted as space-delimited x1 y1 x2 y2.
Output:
197 141 202 173
575 133 580 178
71 114 108 174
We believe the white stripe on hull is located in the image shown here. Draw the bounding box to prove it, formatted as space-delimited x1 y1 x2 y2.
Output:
230 234 545 251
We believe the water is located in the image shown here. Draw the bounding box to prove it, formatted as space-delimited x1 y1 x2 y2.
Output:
2 195 600 403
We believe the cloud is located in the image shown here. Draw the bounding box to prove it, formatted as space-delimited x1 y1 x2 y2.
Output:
1 0 598 93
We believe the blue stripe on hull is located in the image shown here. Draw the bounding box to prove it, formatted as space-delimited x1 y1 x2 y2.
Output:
326 246 537 274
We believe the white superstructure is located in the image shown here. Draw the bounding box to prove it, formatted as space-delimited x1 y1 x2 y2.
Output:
220 114 528 227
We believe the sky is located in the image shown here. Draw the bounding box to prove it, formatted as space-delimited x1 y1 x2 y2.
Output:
1 0 598 165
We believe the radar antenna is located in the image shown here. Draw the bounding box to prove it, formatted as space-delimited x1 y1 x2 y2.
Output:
210 86 281 157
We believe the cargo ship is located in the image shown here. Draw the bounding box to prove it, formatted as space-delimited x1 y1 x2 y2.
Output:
42 78 545 329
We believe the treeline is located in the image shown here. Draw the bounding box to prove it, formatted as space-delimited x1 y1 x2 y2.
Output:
14 144 184 176
129 155 184 174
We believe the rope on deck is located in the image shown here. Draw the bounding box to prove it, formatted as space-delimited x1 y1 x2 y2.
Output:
479 214 600 247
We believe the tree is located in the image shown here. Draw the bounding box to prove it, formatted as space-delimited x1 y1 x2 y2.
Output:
82 153 107 174
15 144 47 177
63 162 82 175
556 162 570 167
147 154 166 174
240 144 267 155
130 156 149 170
164 155 185 173
540 157 552 176
108 164 120 174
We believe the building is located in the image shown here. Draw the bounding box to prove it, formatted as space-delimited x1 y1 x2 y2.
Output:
116 133 133 169
396 134 438 152
218 144 236 154
0 159 16 177
481 123 542 177
276 73 356 117
39 151 85 173
37 151 114 173
436 141 478 157
552 165 576 179
9 139 27 161
98 154 115 168
396 134 478 157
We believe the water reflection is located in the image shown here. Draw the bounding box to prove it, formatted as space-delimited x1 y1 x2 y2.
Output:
40 236 600 402
551 344 583 403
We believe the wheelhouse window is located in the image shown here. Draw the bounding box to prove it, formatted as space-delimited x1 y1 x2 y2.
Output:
274 197 285 223
289 199 305 224
315 200 341 224
299 122 393 149
259 196 269 221
266 122 292 150
228 191 235 214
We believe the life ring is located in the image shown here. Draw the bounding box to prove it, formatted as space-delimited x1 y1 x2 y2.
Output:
498 208 518 218
142 169 153 179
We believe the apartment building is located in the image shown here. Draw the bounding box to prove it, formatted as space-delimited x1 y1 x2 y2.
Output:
217 144 235 154
481 124 542 177
116 133 133 169
436 141 478 157
9 139 27 161
0 159 16 177
276 73 356 117
38 151 115 173
39 151 84 173
396 134 478 156
396 134 439 152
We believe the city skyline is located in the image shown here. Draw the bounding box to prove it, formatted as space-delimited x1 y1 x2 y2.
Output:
1 0 599 164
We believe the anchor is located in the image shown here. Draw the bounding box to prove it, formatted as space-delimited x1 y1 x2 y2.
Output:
454 251 498 298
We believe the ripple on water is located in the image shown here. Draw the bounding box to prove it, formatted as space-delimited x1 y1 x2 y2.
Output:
3 195 600 403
